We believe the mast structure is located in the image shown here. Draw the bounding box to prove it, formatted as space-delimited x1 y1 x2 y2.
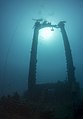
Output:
58 21 76 90
28 21 41 95
28 20 76 96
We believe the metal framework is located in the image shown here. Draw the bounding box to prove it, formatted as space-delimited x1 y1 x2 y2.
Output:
28 20 76 96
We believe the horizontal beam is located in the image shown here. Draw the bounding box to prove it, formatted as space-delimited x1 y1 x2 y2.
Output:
39 24 58 30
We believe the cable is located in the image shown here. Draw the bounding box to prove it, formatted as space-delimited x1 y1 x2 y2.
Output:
3 15 23 81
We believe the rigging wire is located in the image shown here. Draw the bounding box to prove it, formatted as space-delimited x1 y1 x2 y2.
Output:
3 17 23 81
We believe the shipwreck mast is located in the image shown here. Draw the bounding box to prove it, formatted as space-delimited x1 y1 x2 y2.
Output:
28 20 77 97
28 20 41 96
58 21 76 90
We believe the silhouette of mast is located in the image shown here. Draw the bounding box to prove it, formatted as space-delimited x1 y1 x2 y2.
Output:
58 21 76 89
28 20 41 95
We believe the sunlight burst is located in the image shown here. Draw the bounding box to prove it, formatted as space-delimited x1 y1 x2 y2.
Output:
39 27 55 41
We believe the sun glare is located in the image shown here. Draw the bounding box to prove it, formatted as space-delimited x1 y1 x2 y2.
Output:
39 27 55 41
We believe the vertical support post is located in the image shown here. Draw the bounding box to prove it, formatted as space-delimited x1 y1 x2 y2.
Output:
58 21 76 90
28 21 40 96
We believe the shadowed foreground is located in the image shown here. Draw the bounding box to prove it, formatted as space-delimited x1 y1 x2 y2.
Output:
0 81 83 119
